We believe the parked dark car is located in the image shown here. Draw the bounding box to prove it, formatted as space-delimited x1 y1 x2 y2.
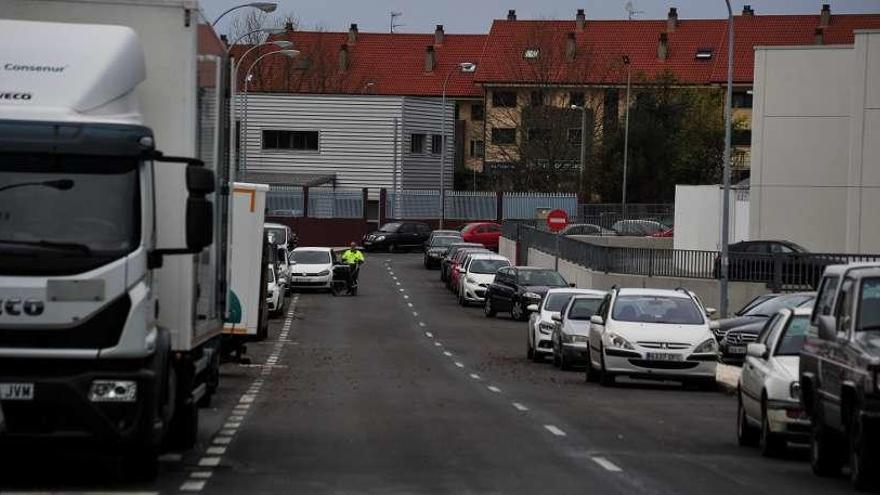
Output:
715 292 815 362
484 267 570 321
560 223 616 236
362 222 431 252
440 242 484 282
800 263 880 489
423 235 463 269
428 229 462 244
715 240 832 289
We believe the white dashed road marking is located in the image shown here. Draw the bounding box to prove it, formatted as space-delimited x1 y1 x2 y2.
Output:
454 362 465 368
487 386 501 393
592 457 623 472
512 402 529 411
180 480 207 492
544 425 566 437
470 373 481 380
443 351 452 357
425 332 433 338
198 456 221 467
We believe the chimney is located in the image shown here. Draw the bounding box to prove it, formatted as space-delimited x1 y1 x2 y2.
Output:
348 23 358 44
667 7 678 32
434 24 444 45
742 5 754 16
657 32 669 61
565 32 576 61
576 9 586 32
820 4 831 27
424 45 436 72
814 27 825 45
220 34 228 45
339 44 350 71
284 21 294 31
507 9 517 21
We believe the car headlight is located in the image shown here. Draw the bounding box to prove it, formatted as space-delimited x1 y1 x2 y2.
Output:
376 235 386 241
790 381 801 400
522 292 541 300
694 338 718 354
604 332 634 350
317 269 330 276
538 322 555 334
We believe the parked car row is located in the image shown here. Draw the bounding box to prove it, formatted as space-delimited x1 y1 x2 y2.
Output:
368 221 503 253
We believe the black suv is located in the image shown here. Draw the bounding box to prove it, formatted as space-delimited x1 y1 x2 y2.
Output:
800 263 880 489
363 222 431 252
484 267 570 321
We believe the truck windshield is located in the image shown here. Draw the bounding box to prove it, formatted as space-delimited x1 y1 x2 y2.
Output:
858 278 880 332
0 154 140 274
265 227 287 245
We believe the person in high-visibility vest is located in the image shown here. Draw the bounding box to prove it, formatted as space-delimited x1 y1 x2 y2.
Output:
340 242 365 293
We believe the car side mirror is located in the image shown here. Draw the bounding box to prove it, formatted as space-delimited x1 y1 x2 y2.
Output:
705 307 717 317
569 283 576 288
816 315 837 341
591 315 604 325
551 313 563 323
746 343 768 359
526 304 539 312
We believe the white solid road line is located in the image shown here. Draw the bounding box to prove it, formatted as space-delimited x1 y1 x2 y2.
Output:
512 402 529 411
592 456 623 472
487 386 501 393
544 425 566 436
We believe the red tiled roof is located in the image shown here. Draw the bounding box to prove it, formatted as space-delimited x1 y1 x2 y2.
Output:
476 14 880 86
237 30 486 97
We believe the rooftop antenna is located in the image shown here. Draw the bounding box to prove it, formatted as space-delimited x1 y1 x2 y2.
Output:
624 1 644 20
390 11 404 33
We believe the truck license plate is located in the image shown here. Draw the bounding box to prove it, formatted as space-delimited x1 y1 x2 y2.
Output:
645 353 682 362
0 383 34 401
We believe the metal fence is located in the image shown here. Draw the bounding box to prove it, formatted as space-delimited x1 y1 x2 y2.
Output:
308 187 364 218
385 190 497 220
266 186 304 217
508 221 880 291
504 192 578 220
573 203 675 231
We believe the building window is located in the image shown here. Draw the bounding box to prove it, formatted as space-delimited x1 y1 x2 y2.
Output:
567 128 582 144
569 92 585 107
471 103 485 121
262 130 319 151
411 133 426 154
732 91 753 109
469 140 485 158
530 90 545 107
492 91 517 108
603 89 619 128
733 129 752 146
431 135 443 154
491 128 516 145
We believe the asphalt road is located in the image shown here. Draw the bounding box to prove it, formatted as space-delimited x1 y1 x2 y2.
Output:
0 253 861 494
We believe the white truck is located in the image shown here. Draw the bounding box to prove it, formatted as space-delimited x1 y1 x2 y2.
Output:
0 1 230 478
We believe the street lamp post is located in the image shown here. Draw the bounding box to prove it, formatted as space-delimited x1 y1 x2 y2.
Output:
569 104 589 200
622 55 632 218
720 0 734 317
213 2 277 26
439 62 476 229
241 49 300 173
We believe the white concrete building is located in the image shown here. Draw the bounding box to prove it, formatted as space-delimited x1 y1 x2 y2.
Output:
750 30 880 253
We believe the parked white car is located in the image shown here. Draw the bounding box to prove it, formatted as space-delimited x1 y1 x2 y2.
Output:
457 254 510 305
288 247 334 290
586 288 717 388
526 288 603 363
266 264 285 316
737 306 811 456
551 292 607 369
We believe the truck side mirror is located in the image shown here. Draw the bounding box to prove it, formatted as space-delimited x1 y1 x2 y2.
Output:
152 154 215 255
816 315 837 341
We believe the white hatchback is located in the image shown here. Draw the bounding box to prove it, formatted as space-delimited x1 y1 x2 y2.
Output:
288 247 334 290
525 288 604 363
551 292 607 369
586 288 717 387
457 254 510 305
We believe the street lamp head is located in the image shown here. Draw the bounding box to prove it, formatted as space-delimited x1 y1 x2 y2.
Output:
278 49 300 58
570 104 583 110
249 2 278 13
459 62 476 73
265 27 286 35
271 40 292 48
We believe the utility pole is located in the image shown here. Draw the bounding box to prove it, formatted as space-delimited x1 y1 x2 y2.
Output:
720 0 734 317
622 55 632 218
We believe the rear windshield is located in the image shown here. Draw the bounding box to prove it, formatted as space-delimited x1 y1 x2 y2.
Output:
517 270 566 287
291 251 331 264
469 259 509 274
379 223 400 233
543 292 576 312
612 295 704 325
858 278 880 332
775 315 810 356
568 298 604 320
431 236 459 247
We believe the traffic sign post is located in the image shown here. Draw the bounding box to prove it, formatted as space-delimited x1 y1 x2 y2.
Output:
546 209 569 233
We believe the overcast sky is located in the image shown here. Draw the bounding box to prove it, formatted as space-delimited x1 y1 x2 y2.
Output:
205 0 879 35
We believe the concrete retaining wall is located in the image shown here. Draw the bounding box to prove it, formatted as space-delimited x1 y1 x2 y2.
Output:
499 237 517 263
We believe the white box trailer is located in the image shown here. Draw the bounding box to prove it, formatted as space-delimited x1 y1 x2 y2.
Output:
224 183 270 340
0 0 230 479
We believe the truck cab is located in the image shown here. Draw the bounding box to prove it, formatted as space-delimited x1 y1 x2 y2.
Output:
800 262 880 489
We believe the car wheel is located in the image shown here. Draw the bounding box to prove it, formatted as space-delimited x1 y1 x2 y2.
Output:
552 344 561 368
458 292 468 306
526 335 534 360
759 400 785 457
585 346 599 383
599 346 615 387
560 348 572 371
850 409 877 490
511 301 526 321
388 243 396 253
737 392 759 447
484 298 496 318
810 407 844 477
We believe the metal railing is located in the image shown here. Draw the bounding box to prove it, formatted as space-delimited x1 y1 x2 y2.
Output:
385 190 498 220
508 221 880 291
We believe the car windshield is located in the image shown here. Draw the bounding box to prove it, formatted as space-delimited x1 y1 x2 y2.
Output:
858 278 880 332
744 294 814 317
543 292 576 312
775 315 810 356
431 236 459 247
291 251 330 264
469 259 509 274
568 298 604 320
265 227 287 245
735 295 775 316
379 223 401 233
612 295 705 325
517 270 566 287
267 267 275 283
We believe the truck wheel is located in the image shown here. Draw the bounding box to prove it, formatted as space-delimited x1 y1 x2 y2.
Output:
736 393 759 447
120 447 159 482
811 410 844 476
850 411 877 490
167 365 198 450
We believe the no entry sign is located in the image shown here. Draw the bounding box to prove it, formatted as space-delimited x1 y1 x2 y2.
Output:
546 209 569 233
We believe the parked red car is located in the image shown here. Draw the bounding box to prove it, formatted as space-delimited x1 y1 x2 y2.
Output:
460 222 502 250
651 228 674 238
